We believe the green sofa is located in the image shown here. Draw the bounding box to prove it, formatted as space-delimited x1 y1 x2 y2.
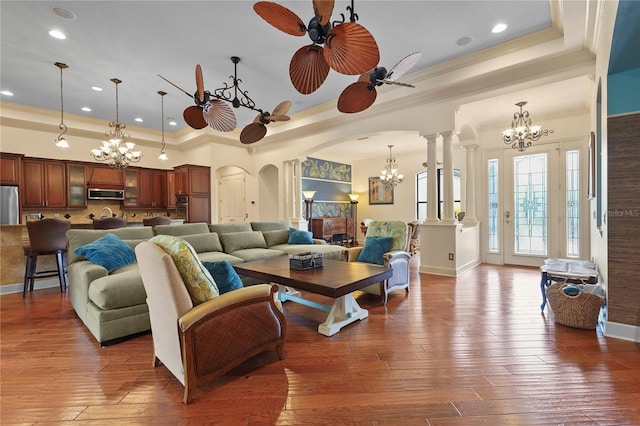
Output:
67 220 343 345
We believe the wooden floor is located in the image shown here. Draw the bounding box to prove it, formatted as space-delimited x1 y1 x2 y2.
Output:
2 257 639 425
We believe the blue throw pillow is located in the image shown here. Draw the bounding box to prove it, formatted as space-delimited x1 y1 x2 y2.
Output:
288 227 313 244
74 233 136 273
357 236 394 265
202 261 243 295
563 285 580 296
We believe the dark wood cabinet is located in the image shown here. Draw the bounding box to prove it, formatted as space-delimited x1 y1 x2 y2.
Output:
166 169 188 209
138 169 167 209
86 165 123 189
188 195 211 224
0 153 22 185
22 159 66 208
311 217 355 243
66 163 87 208
187 166 210 194
172 165 211 223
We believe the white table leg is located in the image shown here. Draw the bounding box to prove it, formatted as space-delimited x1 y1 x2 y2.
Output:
318 293 368 336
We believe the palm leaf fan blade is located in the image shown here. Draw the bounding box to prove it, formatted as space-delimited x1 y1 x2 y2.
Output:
289 45 330 94
323 22 379 76
272 100 292 116
240 122 268 144
337 81 377 113
312 0 334 26
183 106 207 129
254 1 306 36
386 52 422 81
195 64 205 103
203 100 237 132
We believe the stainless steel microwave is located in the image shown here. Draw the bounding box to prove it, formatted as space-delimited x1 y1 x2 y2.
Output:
87 188 125 200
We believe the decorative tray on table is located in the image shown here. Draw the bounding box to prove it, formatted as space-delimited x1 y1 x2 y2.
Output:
289 252 323 270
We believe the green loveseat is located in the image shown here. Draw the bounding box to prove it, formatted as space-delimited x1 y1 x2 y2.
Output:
67 221 343 345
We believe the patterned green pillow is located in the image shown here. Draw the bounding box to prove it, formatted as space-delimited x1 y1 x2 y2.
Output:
149 235 219 305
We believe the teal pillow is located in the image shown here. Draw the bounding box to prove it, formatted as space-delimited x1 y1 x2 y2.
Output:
357 236 394 265
288 227 313 244
202 261 243 295
74 233 136 273
563 285 580 296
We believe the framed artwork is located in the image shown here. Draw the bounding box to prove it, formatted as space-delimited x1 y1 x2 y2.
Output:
588 131 596 199
369 177 394 205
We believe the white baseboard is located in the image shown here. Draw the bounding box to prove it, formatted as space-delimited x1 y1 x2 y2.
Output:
605 321 640 343
0 278 60 295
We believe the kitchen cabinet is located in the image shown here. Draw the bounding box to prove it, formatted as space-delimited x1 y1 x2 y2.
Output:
188 195 211 224
138 169 167 209
22 159 66 208
166 169 187 209
123 169 138 208
175 165 209 195
66 163 87 208
188 166 210 194
86 165 123 188
0 153 22 185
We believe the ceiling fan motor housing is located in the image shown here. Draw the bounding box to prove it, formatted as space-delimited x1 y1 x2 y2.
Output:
370 67 388 86
307 17 330 44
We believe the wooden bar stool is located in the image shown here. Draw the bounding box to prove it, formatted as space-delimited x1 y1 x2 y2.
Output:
92 217 127 229
23 218 71 297
142 216 171 226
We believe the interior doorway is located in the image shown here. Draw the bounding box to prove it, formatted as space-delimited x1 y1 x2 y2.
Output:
218 172 246 223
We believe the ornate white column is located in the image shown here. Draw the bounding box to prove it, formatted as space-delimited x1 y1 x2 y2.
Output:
462 144 478 224
283 159 303 220
441 132 455 224
425 135 439 223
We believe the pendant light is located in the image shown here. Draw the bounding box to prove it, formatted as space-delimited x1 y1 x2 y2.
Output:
54 62 69 148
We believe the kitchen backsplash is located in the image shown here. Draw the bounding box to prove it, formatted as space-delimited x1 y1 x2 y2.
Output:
22 200 174 224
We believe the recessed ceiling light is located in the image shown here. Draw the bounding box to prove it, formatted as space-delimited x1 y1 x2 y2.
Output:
49 29 66 40
456 36 473 46
51 6 76 20
1 90 14 96
135 117 143 123
168 120 177 126
91 86 103 92
492 23 507 34
81 107 91 112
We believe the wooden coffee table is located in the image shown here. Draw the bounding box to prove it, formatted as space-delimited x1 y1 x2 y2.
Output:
234 256 392 336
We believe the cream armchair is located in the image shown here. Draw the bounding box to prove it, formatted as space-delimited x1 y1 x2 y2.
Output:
135 242 286 404
343 221 411 304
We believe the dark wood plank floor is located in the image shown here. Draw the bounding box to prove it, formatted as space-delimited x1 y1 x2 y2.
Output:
2 257 639 425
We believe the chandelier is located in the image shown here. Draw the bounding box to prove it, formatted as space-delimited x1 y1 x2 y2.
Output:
91 78 142 169
502 101 553 152
380 144 404 187
54 62 69 148
157 90 168 161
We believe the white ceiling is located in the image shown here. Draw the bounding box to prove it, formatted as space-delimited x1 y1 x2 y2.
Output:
0 1 594 161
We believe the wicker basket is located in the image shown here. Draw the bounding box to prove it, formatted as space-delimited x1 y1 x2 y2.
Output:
545 282 604 329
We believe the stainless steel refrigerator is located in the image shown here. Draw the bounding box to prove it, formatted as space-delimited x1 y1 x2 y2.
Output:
0 186 20 224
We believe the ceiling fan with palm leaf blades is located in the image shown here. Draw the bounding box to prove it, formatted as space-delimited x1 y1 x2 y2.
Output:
337 52 422 114
253 0 380 95
158 57 291 144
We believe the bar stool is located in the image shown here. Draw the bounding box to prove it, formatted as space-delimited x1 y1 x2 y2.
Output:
142 216 171 226
23 218 71 297
92 217 127 229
